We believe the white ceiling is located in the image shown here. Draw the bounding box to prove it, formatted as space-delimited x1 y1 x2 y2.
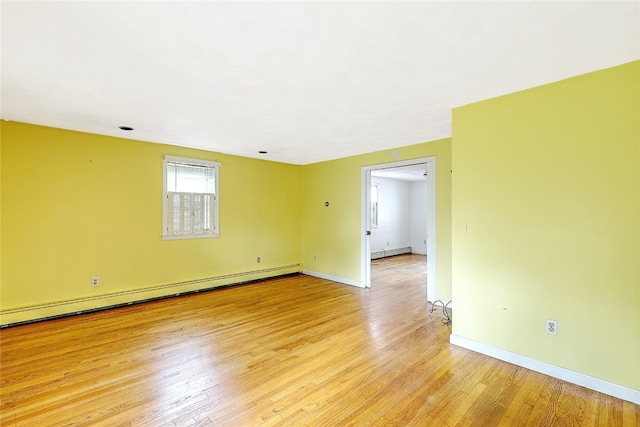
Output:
1 1 638 165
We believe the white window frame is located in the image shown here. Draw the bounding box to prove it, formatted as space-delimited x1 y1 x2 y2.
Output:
162 155 221 240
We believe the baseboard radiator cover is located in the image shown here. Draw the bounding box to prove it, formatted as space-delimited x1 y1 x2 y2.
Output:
371 246 412 260
450 334 640 405
0 264 302 328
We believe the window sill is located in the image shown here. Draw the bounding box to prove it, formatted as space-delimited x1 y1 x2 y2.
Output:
162 233 219 241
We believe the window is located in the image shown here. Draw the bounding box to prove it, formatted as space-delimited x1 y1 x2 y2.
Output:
163 155 221 239
371 184 379 229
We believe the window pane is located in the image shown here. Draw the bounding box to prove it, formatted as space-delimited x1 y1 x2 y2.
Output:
164 156 219 239
193 194 202 234
203 194 211 231
183 194 191 234
167 164 176 192
172 194 181 234
168 162 215 194
371 185 378 227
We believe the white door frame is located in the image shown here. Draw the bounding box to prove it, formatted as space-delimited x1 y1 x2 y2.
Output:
361 157 437 301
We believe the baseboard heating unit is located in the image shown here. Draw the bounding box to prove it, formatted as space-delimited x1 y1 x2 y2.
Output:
1 264 302 328
371 246 412 260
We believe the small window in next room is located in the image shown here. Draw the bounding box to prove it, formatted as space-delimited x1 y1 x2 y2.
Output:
371 183 379 229
163 155 221 239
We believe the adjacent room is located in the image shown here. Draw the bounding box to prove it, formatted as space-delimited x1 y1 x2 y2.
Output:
1 1 638 425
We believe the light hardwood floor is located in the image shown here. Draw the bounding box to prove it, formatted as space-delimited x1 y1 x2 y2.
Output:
1 254 638 426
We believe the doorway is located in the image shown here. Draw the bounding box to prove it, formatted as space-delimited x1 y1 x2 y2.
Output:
361 157 436 301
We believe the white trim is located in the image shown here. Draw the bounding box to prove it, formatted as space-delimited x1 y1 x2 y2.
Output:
162 232 219 240
162 155 221 239
164 155 221 168
361 156 436 297
302 270 364 288
424 159 436 302
450 334 640 405
361 168 372 287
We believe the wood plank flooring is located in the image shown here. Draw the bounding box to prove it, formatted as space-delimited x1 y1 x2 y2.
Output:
1 254 638 426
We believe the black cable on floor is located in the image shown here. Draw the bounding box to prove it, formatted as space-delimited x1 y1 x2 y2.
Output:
429 299 452 326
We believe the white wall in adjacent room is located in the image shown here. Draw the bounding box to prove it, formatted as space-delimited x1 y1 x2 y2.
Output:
370 176 428 256
370 177 411 252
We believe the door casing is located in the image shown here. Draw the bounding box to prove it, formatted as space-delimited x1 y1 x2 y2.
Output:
361 156 437 301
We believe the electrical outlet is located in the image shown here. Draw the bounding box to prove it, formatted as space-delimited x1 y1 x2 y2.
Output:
546 319 557 335
91 277 100 287
257 257 261 263
313 255 317 260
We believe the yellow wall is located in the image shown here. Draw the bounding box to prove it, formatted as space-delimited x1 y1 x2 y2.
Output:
0 132 2 295
1 122 302 324
1 121 451 323
451 61 640 389
301 139 452 299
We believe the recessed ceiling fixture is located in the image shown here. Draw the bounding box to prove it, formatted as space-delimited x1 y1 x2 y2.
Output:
119 126 134 131
258 150 268 154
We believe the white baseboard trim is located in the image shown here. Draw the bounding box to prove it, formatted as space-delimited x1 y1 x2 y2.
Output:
302 270 363 288
450 334 640 405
